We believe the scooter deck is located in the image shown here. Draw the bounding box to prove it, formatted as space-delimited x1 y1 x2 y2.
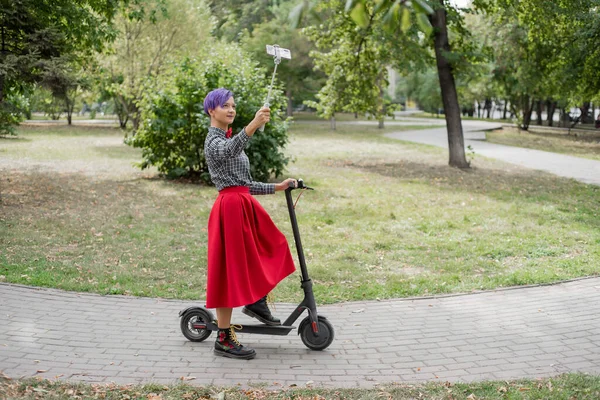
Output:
192 320 295 336
234 324 295 335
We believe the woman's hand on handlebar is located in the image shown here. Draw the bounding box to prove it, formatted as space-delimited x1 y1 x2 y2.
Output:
275 178 297 191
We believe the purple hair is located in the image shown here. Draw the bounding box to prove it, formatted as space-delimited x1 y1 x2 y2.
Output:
203 88 233 116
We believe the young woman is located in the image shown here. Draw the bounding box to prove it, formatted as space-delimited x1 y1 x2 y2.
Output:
203 88 296 360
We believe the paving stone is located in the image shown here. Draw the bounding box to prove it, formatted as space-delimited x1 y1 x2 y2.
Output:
1 278 600 389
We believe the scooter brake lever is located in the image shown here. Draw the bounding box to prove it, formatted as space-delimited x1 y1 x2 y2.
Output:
296 179 314 190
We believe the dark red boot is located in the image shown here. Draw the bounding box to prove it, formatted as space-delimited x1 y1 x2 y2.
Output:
214 326 256 360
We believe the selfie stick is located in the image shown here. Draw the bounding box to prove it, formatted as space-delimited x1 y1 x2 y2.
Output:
259 44 291 132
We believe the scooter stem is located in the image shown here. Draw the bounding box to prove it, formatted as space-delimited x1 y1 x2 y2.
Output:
285 185 310 282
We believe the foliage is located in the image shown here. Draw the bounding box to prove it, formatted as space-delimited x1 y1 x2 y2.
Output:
473 0 600 129
240 1 323 114
302 0 410 126
294 0 470 167
403 68 443 114
29 87 64 120
209 0 285 41
97 0 213 130
0 90 27 136
39 56 92 124
128 47 290 183
0 0 123 133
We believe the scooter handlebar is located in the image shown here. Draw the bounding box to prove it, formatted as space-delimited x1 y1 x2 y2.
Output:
288 178 313 190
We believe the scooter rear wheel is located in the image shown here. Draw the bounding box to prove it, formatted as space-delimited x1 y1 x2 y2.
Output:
180 308 214 342
299 316 334 351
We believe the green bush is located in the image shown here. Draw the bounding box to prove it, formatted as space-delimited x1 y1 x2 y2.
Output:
0 91 28 136
128 49 290 184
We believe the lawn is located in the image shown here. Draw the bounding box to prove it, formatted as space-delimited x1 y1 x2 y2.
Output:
2 373 600 399
1 122 599 303
486 127 600 161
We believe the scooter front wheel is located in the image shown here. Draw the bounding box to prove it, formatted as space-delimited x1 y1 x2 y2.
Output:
299 315 334 351
180 308 214 342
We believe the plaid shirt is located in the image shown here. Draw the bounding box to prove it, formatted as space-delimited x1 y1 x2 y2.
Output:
204 126 275 195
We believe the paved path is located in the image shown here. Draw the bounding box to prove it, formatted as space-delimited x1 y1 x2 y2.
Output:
1 279 599 388
384 119 600 186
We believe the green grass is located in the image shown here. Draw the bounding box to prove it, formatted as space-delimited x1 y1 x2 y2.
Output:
486 127 600 161
2 374 600 399
1 123 599 303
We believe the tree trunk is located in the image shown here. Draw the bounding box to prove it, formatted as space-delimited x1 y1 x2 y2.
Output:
286 87 293 117
65 97 74 125
429 2 468 168
560 108 569 128
378 80 384 129
330 115 336 131
130 102 140 132
536 100 543 125
114 95 129 129
546 101 556 127
520 97 534 130
502 100 508 120
485 98 492 119
580 102 591 124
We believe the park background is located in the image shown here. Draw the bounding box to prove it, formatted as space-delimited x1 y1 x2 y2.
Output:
1 0 600 399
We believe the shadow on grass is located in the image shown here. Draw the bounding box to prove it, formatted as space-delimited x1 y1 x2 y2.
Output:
0 135 31 143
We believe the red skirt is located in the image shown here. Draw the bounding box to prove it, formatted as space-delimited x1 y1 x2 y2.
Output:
206 186 296 308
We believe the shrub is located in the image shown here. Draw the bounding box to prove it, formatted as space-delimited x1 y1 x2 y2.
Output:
128 48 290 184
0 91 28 137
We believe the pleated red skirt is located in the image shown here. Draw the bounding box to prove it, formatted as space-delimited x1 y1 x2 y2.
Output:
206 186 296 308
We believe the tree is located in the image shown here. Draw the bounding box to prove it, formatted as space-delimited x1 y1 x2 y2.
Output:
240 2 322 116
475 0 600 129
209 0 283 41
301 0 406 129
98 0 212 130
39 57 91 125
0 0 122 135
293 0 471 168
404 68 443 114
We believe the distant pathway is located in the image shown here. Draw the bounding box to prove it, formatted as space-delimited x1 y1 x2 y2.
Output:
1 279 599 388
383 119 600 186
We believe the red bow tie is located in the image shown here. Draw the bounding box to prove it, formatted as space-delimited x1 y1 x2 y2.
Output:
226 127 232 138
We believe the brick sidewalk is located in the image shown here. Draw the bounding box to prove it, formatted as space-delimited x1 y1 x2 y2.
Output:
1 279 599 388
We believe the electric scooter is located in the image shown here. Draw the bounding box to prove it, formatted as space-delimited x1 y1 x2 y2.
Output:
179 179 335 351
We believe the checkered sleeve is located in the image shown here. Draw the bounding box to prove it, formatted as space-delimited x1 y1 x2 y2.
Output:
249 181 275 195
